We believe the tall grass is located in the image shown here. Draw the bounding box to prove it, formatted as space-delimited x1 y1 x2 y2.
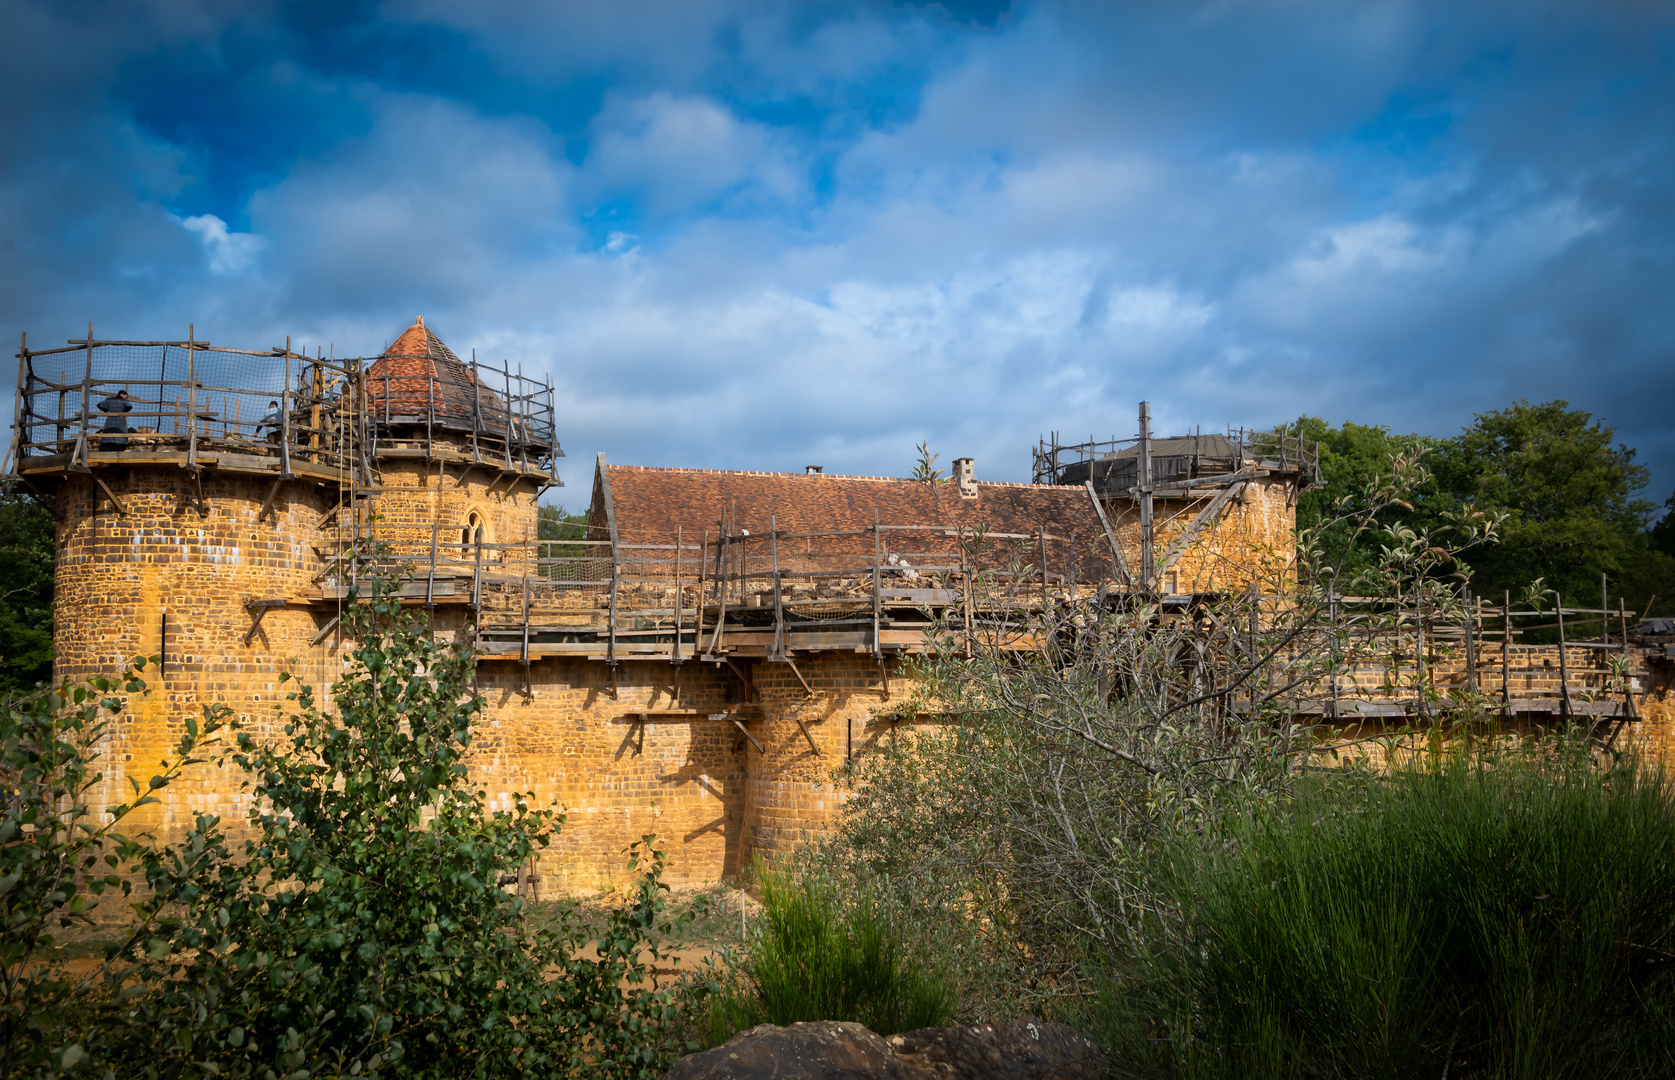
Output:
1098 745 1675 1079
698 863 957 1045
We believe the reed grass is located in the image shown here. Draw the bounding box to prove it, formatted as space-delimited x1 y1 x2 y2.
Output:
698 862 957 1046
1096 745 1675 1079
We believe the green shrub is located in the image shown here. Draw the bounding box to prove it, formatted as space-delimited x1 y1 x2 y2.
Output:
699 863 956 1045
1101 744 1675 1080
1 568 691 1079
0 667 223 1078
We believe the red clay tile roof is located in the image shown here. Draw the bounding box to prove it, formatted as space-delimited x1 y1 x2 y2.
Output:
599 463 1116 581
365 319 505 423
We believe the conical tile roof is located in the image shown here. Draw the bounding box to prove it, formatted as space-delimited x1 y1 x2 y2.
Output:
365 318 504 424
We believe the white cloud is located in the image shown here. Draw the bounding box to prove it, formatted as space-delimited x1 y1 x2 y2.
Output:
585 92 800 215
245 94 574 313
2 0 1671 495
180 213 263 274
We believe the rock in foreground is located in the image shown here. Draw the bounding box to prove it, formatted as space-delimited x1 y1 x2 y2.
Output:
663 1017 1109 1080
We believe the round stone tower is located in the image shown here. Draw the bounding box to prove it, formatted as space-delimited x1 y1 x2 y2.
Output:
6 333 363 841
7 323 559 847
361 317 549 581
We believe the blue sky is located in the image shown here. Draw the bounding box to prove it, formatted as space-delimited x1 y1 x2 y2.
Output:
2 0 1672 509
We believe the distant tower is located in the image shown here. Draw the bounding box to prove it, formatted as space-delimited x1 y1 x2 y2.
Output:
360 317 561 624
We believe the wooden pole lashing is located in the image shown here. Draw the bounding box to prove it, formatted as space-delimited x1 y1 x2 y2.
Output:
769 515 786 662
1556 593 1572 720
1502 590 1512 721
872 512 882 660
672 525 684 665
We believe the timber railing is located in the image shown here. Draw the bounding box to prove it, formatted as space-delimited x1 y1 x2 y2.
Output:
1032 426 1320 489
6 330 562 483
364 355 561 476
7 329 366 481
1256 584 1648 723
321 519 1115 665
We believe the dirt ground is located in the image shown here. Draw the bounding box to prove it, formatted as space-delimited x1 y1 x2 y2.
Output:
533 880 763 980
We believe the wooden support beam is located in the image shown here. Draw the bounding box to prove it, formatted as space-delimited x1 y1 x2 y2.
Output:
243 597 287 645
781 656 814 696
792 713 822 755
1153 473 1250 583
871 512 882 658
257 477 284 523
520 563 532 678
1083 481 1133 588
724 658 753 701
693 527 706 661
1502 591 1513 722
92 473 129 515
703 528 731 660
68 433 89 473
671 525 684 665
769 515 786 661
310 613 341 646
189 467 209 517
1138 401 1153 586
1606 598 1638 749
1556 596 1573 720
732 717 764 753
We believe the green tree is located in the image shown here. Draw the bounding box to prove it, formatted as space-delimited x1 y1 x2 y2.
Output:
1290 405 1672 617
1287 417 1445 590
537 503 594 582
4 570 689 1079
0 664 228 1078
0 493 55 691
538 502 589 543
1430 400 1654 609
1651 489 1675 558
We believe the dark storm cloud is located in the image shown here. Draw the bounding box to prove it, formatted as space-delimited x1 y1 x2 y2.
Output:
1 0 1671 510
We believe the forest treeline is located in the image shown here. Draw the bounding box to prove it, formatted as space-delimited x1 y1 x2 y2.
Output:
1288 399 1674 618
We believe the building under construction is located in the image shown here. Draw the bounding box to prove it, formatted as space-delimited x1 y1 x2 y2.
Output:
7 319 1670 889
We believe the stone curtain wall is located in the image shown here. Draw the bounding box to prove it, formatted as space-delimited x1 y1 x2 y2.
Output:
467 659 746 889
743 654 904 865
458 654 914 889
54 452 1669 894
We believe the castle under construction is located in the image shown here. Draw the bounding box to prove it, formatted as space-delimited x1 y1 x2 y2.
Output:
6 320 1669 890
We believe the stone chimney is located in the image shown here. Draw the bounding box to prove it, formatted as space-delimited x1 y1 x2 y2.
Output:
805 465 823 474
952 457 977 498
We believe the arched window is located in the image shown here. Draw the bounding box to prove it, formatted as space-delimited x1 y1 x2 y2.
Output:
462 510 485 550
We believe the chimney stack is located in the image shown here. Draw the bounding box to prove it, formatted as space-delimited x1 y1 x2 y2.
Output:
805 465 823 475
952 457 977 498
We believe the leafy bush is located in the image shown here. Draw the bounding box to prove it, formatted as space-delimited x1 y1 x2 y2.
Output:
0 493 56 692
1 569 690 1079
698 862 955 1045
1100 743 1675 1079
827 443 1503 1022
0 666 224 1078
